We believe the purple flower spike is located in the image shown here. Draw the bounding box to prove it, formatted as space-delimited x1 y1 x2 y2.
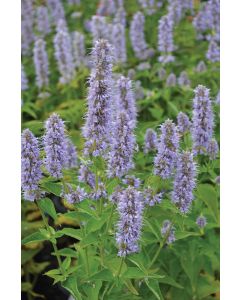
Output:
33 38 49 90
36 6 51 37
196 61 207 73
72 31 85 68
178 71 191 87
166 73 176 87
67 0 81 5
177 112 191 135
144 188 163 206
65 139 78 169
122 175 141 188
114 7 127 27
206 39 220 62
21 0 34 55
78 164 96 188
91 16 109 43
65 185 87 204
116 187 144 256
171 151 197 214
144 128 158 153
21 129 42 201
192 85 214 155
82 39 113 157
161 220 176 245
154 119 179 179
158 14 175 64
107 111 136 178
207 139 219 160
47 0 65 27
196 215 207 228
43 113 68 178
21 64 28 91
112 23 127 64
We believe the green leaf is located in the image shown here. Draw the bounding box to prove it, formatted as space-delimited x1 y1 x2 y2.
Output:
80 233 99 248
157 275 183 289
21 249 41 265
21 282 32 292
175 231 200 240
22 231 49 245
89 269 113 281
41 182 62 196
145 279 164 300
124 280 139 295
53 248 78 258
56 228 83 240
122 267 146 279
82 281 102 300
62 276 82 300
86 214 107 233
62 257 71 271
38 198 58 221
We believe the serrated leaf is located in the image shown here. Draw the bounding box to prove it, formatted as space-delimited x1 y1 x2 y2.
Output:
89 269 113 281
56 228 83 240
122 267 146 279
22 231 48 245
62 276 82 300
41 182 62 196
175 231 200 240
145 279 164 300
38 197 57 221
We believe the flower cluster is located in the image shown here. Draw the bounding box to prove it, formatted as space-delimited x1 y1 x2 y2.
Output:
144 128 158 153
33 38 49 89
166 73 176 87
171 151 197 214
161 220 176 244
91 16 109 43
196 215 207 228
206 39 220 63
154 119 179 179
78 164 96 188
178 71 191 87
47 0 65 27
21 129 42 201
64 185 87 204
177 112 191 135
21 0 34 55
36 6 50 37
207 139 219 160
111 23 127 64
65 139 78 169
196 61 207 73
21 64 28 91
116 187 144 256
143 188 163 206
122 175 141 188
72 31 85 68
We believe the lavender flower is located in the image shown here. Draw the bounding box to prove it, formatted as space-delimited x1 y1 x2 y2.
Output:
207 139 219 160
113 7 126 27
36 6 50 37
161 220 176 244
65 185 87 204
177 112 191 135
91 16 109 43
110 186 122 204
158 14 175 64
33 38 49 89
158 67 166 80
130 12 150 60
171 151 197 214
154 119 179 179
167 0 183 24
166 73 176 87
90 182 107 200
97 0 116 16
112 23 127 64
122 175 141 188
178 71 191 87
21 129 42 201
138 0 162 15
54 27 75 84
47 0 65 27
144 128 158 153
137 62 151 71
78 164 95 188
215 90 220 104
21 0 34 55
65 139 78 169
196 215 207 228
72 31 85 68
192 85 214 155
116 76 137 128
21 64 28 91
107 111 136 178
196 60 207 73
116 187 144 256
206 39 220 63
144 188 163 206
134 80 145 100
67 0 81 5
82 39 113 157
43 113 68 178
127 69 136 80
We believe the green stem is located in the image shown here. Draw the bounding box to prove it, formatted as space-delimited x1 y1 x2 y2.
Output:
36 202 65 276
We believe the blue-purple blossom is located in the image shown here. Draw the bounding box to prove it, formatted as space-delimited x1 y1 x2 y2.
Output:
206 39 220 63
134 80 145 100
47 0 65 27
110 186 122 204
177 112 191 135
78 164 96 188
144 128 158 153
166 73 176 87
90 182 107 200
116 186 144 256
136 62 151 71
64 185 87 204
107 111 136 178
21 64 28 91
43 113 68 178
82 39 113 157
158 14 175 64
161 220 176 244
122 175 141 188
67 0 81 5
167 0 183 24
196 60 207 73
178 71 191 87
196 215 207 228
192 85 214 155
72 31 85 68
97 0 117 16
130 12 151 60
138 0 162 15
54 26 75 84
21 129 42 201
36 6 51 37
65 139 78 169
215 90 220 104
144 188 163 206
21 0 34 55
207 139 219 160
112 23 127 64
113 7 127 27
154 119 179 179
33 38 49 89
158 67 166 80
171 151 197 214
116 76 137 128
91 16 109 43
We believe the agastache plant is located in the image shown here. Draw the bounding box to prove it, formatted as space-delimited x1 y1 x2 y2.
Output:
91 16 109 43
158 14 175 64
206 39 220 63
21 129 42 201
177 112 191 135
116 186 144 256
36 6 51 37
47 0 65 27
196 216 207 228
65 139 78 169
21 0 34 55
107 111 136 178
72 31 86 68
33 38 49 90
54 25 75 84
111 23 127 64
113 7 127 27
192 85 214 155
21 64 28 91
82 39 113 157
172 151 197 214
178 71 191 87
144 128 158 153
161 220 176 244
143 188 163 206
154 119 179 179
43 113 68 178
67 0 81 5
166 73 177 87
207 139 219 160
